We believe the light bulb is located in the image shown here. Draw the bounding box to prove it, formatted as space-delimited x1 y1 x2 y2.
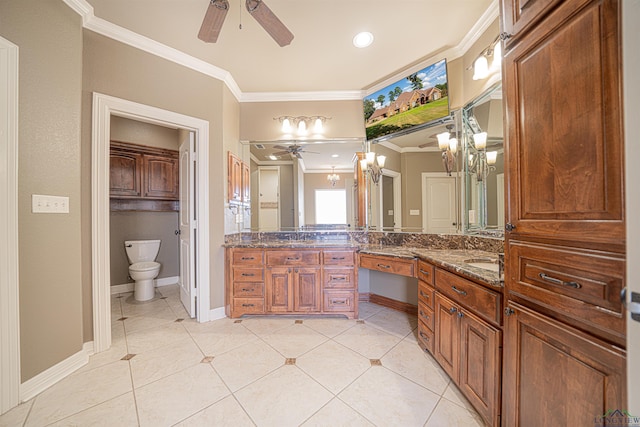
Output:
473 132 487 150
491 42 502 72
365 151 375 165
487 151 498 165
313 118 324 133
360 158 368 171
377 155 386 168
472 56 489 80
468 154 474 167
297 120 307 136
281 118 292 133
449 138 458 154
437 132 450 150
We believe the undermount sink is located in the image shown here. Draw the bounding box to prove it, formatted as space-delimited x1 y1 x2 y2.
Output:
463 258 500 272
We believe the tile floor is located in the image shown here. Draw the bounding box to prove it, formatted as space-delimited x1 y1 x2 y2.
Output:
1 285 485 427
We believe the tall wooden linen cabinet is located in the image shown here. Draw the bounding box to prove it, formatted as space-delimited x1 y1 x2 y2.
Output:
501 0 627 425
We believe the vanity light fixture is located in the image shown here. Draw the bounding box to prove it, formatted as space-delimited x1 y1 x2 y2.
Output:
469 34 505 80
360 152 386 185
275 116 331 136
327 167 340 187
469 131 497 182
437 128 458 176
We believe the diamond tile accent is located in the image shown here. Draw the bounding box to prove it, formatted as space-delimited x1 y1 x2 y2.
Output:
285 358 296 365
117 317 128 321
357 320 365 324
175 318 184 322
234 320 243 324
295 320 303 324
201 356 215 363
370 359 382 366
121 354 136 360
160 297 168 300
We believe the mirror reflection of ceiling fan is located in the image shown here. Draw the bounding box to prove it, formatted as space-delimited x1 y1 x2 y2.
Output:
198 0 294 47
418 124 461 149
272 144 319 159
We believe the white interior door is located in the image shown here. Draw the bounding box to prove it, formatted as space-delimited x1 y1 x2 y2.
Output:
258 167 280 231
422 175 457 233
179 132 196 317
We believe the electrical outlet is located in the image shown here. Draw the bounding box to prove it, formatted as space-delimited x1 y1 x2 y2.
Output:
32 194 70 213
235 213 243 224
409 209 420 216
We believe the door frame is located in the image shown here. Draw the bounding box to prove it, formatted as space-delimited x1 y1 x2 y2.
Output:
421 172 459 233
257 166 280 231
377 169 402 230
92 93 210 353
0 36 20 415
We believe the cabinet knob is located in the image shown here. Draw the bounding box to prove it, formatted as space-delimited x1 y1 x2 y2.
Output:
505 223 516 232
499 32 512 40
504 307 515 316
449 307 458 314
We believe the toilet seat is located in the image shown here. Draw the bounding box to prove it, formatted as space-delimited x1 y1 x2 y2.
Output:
129 261 160 272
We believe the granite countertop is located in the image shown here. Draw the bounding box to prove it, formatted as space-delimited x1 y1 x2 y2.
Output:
226 239 502 288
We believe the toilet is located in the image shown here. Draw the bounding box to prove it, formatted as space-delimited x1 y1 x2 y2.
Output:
124 240 162 302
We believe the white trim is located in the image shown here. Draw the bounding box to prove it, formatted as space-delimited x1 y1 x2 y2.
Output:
0 36 20 415
249 153 293 166
92 93 211 354
61 0 499 103
209 307 227 321
82 341 95 357
378 140 440 154
109 276 179 295
421 172 459 234
19 349 88 403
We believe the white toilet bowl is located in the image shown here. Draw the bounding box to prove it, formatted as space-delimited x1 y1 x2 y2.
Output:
125 240 162 302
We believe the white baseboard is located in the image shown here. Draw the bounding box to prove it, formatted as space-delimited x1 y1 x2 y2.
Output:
110 276 179 295
83 341 95 357
209 307 227 321
20 348 89 402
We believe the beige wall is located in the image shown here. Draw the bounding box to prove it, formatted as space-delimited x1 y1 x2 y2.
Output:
303 172 350 225
461 18 501 107
0 0 84 381
81 30 231 341
110 212 180 285
110 116 179 150
240 100 365 142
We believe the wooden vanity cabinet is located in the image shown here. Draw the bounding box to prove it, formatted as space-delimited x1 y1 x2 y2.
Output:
417 260 435 354
433 274 502 427
226 247 357 318
110 141 178 201
359 253 415 277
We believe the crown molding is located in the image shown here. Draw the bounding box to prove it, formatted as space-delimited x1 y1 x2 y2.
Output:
63 0 498 103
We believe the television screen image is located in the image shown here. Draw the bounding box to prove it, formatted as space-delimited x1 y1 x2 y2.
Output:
363 59 449 141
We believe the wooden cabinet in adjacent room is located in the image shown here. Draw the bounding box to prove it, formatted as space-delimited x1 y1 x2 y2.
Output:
228 151 251 206
110 141 179 201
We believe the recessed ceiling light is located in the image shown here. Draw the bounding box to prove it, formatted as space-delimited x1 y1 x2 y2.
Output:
353 32 374 48
269 155 277 160
331 154 339 158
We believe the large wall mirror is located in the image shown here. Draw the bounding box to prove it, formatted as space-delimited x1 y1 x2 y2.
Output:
462 82 504 235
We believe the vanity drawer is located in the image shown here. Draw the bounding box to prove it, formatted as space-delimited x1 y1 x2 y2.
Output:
507 241 625 344
323 291 356 312
232 267 264 282
231 250 264 265
417 260 435 286
360 254 415 277
436 269 502 326
418 304 435 331
418 280 435 309
417 320 434 354
266 250 320 266
323 268 355 289
233 282 264 297
323 250 355 266
233 298 264 314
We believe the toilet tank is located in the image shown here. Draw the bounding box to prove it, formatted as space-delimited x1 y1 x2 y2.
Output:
124 240 161 264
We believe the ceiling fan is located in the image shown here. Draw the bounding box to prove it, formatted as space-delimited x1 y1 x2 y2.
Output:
272 144 319 159
418 124 460 149
198 0 294 47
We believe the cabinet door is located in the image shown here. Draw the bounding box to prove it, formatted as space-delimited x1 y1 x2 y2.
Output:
293 267 321 312
266 267 292 312
459 309 502 427
110 150 142 197
500 0 567 46
504 0 623 249
241 161 251 204
434 294 460 382
142 154 179 200
502 301 626 427
228 152 243 204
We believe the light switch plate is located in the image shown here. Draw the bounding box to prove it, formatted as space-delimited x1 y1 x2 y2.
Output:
32 194 69 213
409 209 420 216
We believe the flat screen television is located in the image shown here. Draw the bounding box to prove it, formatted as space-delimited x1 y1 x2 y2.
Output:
363 59 450 141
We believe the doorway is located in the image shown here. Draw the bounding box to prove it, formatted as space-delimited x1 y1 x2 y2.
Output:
258 167 280 231
377 169 402 230
421 173 458 234
92 93 210 353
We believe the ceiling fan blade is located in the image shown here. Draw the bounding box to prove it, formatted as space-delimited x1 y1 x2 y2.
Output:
198 0 229 43
246 0 294 47
272 145 290 151
294 152 302 159
272 150 290 156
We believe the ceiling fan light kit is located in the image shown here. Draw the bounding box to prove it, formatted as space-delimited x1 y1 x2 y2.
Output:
198 0 294 47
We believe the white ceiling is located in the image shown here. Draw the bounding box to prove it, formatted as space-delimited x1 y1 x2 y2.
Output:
85 0 495 93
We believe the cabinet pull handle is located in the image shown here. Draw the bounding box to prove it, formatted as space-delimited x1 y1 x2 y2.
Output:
377 263 391 269
286 257 300 261
241 288 254 292
449 307 458 314
419 290 430 299
333 277 346 281
241 303 255 307
451 286 467 296
419 332 430 342
332 257 346 260
539 273 581 289
419 269 430 276
419 310 430 321
241 256 255 260
241 273 255 277
332 300 346 305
